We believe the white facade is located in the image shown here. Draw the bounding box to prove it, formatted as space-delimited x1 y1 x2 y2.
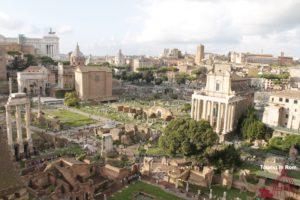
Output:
133 57 154 72
0 31 59 59
17 66 53 96
191 64 254 141
262 91 300 131
115 49 125 66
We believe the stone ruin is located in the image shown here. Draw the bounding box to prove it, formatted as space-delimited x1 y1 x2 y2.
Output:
101 133 113 156
221 169 233 189
141 157 153 176
116 104 173 121
5 92 33 159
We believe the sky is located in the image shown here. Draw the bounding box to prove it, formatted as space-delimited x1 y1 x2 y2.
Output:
0 0 300 58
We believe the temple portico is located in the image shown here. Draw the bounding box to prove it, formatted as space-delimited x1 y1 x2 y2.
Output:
191 64 254 142
191 94 242 134
5 92 33 159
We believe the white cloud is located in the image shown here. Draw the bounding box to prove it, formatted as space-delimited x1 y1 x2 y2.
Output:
0 12 43 36
133 0 300 57
56 25 73 34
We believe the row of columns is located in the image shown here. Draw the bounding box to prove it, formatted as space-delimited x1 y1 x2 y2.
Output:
191 98 237 134
5 103 33 157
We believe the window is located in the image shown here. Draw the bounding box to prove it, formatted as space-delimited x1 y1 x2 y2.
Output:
286 114 289 118
285 98 289 103
216 82 220 91
95 75 100 81
294 100 298 104
271 98 274 102
279 98 283 102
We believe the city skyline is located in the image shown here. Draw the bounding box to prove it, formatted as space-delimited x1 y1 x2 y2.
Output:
0 0 300 58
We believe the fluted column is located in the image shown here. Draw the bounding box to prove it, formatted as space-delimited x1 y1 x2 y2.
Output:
197 100 203 121
227 104 232 132
216 102 221 133
15 105 24 154
191 99 195 118
210 101 214 126
25 103 32 150
195 99 200 120
222 103 229 134
5 105 13 147
230 103 236 131
202 100 207 120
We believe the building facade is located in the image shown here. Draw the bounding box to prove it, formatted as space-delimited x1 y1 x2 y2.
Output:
0 30 59 59
57 63 75 90
133 57 154 72
195 44 205 65
114 49 125 66
74 66 113 101
262 91 300 131
191 64 254 141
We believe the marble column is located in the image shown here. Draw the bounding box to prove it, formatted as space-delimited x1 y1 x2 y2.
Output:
228 104 234 132
191 99 195 118
202 100 207 120
210 101 214 126
15 105 24 154
197 100 202 121
229 103 236 131
222 103 229 134
25 103 33 151
195 99 200 120
5 105 13 147
216 102 222 133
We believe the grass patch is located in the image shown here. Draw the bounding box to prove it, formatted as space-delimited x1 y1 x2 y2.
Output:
45 109 95 127
188 184 254 200
146 147 166 156
109 181 183 200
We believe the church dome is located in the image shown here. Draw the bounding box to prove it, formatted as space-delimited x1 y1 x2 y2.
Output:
70 43 85 66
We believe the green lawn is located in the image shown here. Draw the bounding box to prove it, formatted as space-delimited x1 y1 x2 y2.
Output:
109 181 183 200
188 184 254 200
46 109 95 127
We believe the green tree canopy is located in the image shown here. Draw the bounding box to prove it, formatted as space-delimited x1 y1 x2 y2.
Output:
181 103 191 112
239 107 270 141
175 73 189 84
205 144 241 171
64 92 79 107
154 78 163 85
39 56 55 66
268 135 300 152
159 118 218 158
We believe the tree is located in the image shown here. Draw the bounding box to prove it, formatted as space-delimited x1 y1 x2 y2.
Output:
64 92 79 107
142 71 154 83
24 54 38 67
240 107 269 141
154 78 163 85
205 144 241 171
6 53 26 71
181 103 191 112
268 135 300 152
39 56 55 66
159 118 218 159
175 73 189 84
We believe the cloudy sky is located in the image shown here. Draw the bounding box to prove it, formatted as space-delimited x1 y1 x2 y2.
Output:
0 0 299 58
